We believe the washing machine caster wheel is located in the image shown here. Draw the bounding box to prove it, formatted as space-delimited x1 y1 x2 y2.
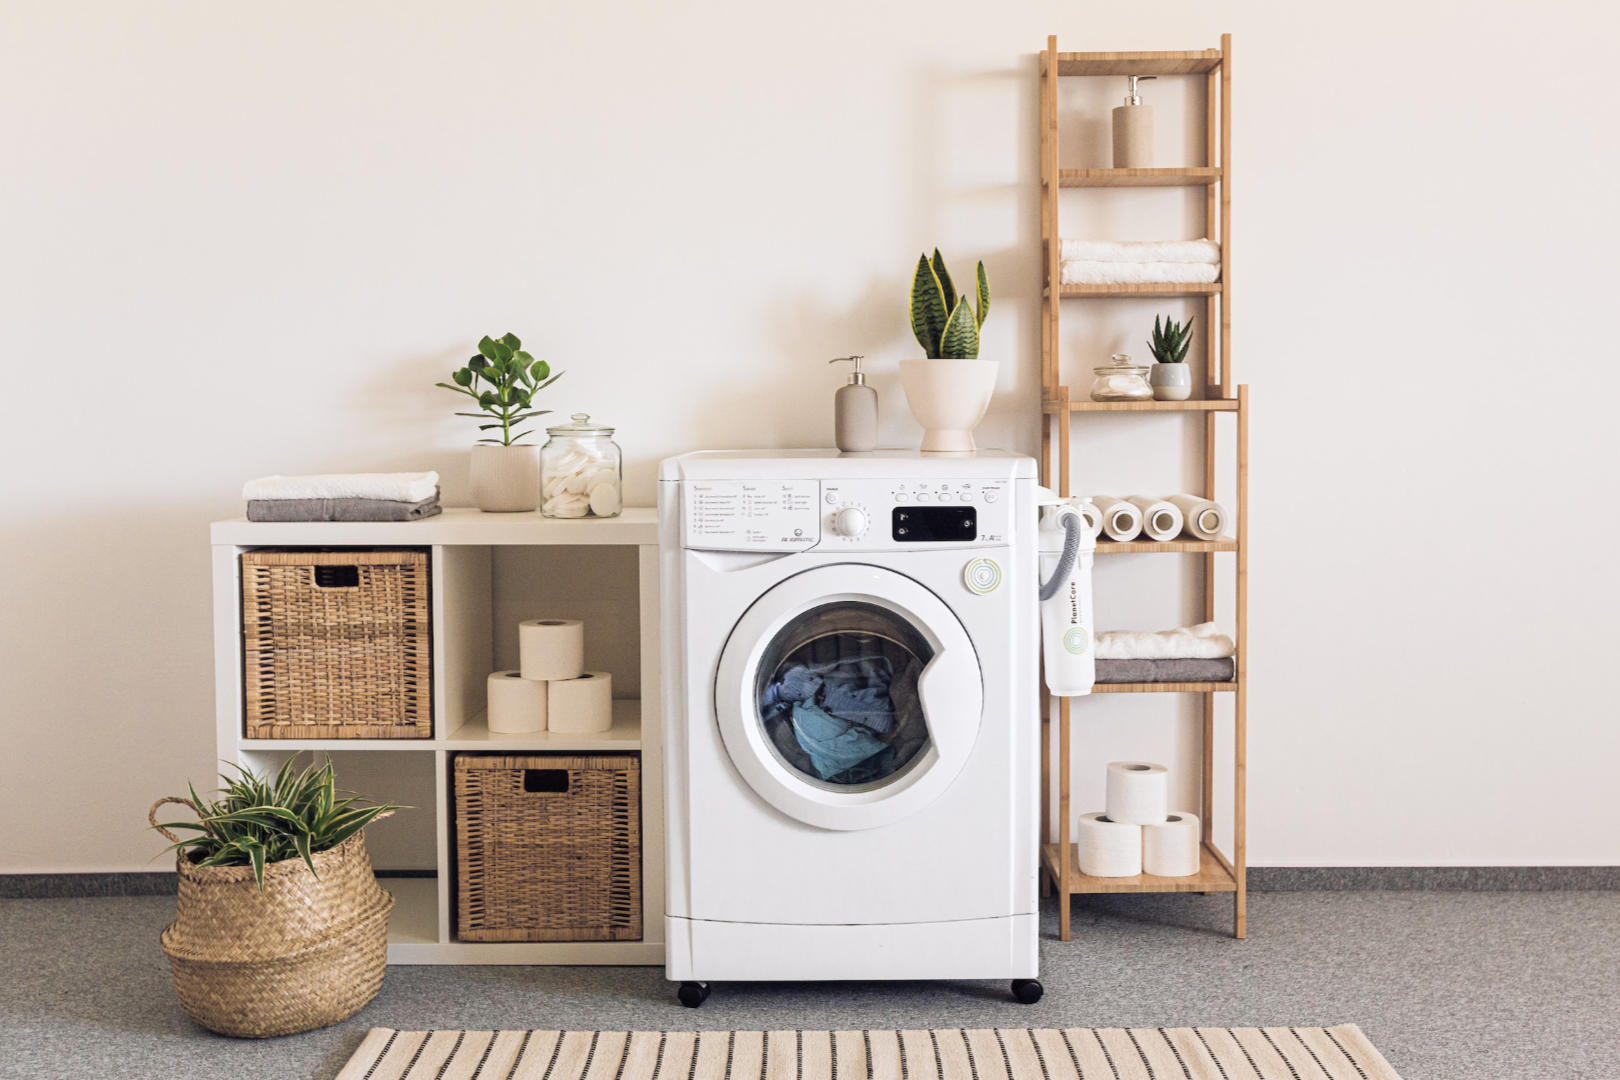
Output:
1011 979 1044 1004
677 982 711 1008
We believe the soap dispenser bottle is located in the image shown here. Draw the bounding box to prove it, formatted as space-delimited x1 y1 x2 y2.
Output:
1111 74 1156 167
829 355 878 452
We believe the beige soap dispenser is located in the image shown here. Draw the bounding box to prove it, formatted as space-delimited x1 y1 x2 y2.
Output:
829 355 878 452
1112 74 1156 167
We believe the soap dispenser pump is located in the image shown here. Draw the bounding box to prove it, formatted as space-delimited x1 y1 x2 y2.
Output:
1111 74 1156 168
829 355 878 452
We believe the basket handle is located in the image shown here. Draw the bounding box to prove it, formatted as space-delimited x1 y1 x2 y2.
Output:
148 796 201 844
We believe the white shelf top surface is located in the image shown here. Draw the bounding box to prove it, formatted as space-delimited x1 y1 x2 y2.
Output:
237 699 641 752
212 506 657 546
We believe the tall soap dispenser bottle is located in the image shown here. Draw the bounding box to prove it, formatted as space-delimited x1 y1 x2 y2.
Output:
829 355 878 452
1111 74 1156 167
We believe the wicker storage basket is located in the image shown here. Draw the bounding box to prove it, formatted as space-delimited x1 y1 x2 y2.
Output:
454 754 641 942
151 798 395 1038
241 549 431 739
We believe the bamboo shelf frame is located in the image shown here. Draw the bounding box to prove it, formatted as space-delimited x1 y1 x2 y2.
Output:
1037 33 1248 941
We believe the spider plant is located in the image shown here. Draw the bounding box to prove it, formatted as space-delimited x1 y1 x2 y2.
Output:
153 757 403 890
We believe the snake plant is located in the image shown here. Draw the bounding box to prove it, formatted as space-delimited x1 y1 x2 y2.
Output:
1147 314 1194 364
909 250 990 359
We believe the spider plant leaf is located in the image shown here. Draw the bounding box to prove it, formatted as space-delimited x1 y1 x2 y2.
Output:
938 296 981 359
930 249 957 314
909 254 950 358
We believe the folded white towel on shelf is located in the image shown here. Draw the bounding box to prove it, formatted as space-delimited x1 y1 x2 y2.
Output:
242 471 441 504
1061 261 1221 285
1060 238 1220 264
1096 622 1235 660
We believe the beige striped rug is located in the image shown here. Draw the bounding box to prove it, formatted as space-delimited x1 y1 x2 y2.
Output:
335 1026 1402 1080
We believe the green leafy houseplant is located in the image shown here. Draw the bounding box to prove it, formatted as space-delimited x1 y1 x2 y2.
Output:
909 250 990 359
437 332 563 446
153 757 403 890
1147 314 1195 363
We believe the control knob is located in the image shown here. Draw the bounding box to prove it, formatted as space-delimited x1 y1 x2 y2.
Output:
833 506 868 537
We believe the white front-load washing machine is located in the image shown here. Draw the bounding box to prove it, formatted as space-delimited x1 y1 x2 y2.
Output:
658 450 1041 1007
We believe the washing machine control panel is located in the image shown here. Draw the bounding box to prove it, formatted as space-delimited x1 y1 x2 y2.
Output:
683 480 822 550
822 478 1011 548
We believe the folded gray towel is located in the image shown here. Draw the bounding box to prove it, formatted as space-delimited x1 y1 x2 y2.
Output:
1095 657 1235 683
246 495 442 522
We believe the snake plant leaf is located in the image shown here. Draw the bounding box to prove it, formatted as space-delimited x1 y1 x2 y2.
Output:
910 254 950 358
974 261 990 328
931 250 957 314
939 296 981 359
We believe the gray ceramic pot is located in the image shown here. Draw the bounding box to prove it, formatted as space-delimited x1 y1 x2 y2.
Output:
1149 363 1192 401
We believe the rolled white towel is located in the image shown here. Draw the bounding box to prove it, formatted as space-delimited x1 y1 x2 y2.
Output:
1062 261 1221 285
242 471 440 503
1060 238 1220 264
1090 496 1143 542
1126 495 1184 542
1166 494 1229 540
1096 622 1235 660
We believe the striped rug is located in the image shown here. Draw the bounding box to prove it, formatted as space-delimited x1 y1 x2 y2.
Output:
335 1026 1402 1080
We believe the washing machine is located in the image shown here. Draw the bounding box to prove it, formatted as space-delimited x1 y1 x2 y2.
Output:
658 449 1041 1007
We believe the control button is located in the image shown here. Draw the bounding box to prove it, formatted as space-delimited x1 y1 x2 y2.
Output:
833 507 868 537
825 492 838 505
960 490 975 502
963 557 1002 595
894 492 908 502
984 490 998 503
915 492 932 502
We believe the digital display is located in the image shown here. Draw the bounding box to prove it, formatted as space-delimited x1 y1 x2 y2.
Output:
892 506 977 542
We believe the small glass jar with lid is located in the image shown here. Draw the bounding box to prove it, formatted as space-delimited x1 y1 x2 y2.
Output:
540 413 622 518
1089 353 1155 402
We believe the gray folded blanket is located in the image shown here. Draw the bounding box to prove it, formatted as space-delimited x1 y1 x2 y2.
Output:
246 495 442 522
1095 657 1235 683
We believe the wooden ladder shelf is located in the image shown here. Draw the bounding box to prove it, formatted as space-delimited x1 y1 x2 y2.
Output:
1038 34 1248 940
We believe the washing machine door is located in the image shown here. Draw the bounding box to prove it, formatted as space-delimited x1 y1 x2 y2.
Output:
714 563 983 831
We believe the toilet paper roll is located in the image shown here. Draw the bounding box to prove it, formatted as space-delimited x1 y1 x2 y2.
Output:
486 670 548 734
1126 495 1185 542
1076 812 1143 877
1166 494 1228 541
547 671 613 734
1105 761 1169 825
519 618 585 682
1090 496 1143 542
1143 811 1201 876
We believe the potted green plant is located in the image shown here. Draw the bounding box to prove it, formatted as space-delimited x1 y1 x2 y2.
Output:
150 757 403 1038
437 333 563 512
1146 314 1194 401
900 250 995 452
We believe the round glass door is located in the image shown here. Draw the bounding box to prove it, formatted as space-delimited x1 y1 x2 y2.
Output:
755 601 933 790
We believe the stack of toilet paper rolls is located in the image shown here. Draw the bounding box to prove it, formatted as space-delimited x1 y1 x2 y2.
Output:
1076 761 1201 877
484 618 614 735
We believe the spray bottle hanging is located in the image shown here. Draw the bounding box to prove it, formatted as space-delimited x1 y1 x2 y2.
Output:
1112 75 1156 168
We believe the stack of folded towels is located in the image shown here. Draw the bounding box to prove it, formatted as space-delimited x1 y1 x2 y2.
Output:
1095 622 1235 684
1060 238 1221 285
242 472 442 522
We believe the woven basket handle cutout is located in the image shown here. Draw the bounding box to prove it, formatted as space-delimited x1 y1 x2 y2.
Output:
149 796 202 843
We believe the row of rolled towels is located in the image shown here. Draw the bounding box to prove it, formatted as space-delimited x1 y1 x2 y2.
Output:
1077 762 1200 877
1059 238 1221 286
1080 494 1229 543
486 618 614 734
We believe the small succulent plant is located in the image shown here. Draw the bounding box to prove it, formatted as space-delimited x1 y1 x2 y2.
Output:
1147 314 1194 364
909 250 990 359
436 333 563 446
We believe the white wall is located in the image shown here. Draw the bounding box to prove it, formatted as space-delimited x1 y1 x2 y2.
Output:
2 1 1616 872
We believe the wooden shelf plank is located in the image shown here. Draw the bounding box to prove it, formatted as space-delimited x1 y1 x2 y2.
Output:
1058 282 1222 297
1092 681 1237 694
1057 51 1223 77
1044 841 1238 894
1060 167 1221 188
1096 535 1237 554
1043 398 1239 413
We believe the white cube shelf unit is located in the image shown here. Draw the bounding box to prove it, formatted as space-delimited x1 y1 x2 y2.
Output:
209 507 664 964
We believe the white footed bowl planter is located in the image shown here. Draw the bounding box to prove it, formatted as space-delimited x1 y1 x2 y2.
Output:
899 357 999 454
470 444 540 512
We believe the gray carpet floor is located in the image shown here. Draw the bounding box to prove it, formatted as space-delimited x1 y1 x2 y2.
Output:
1 890 1615 1080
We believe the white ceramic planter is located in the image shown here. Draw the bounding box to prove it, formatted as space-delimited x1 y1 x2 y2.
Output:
469 444 540 512
898 357 999 454
1150 362 1192 401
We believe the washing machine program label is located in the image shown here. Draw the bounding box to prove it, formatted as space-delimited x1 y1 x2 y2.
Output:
685 480 821 550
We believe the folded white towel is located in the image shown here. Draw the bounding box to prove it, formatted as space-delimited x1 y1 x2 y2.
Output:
242 472 441 503
1061 261 1221 285
1060 238 1220 264
1096 622 1235 660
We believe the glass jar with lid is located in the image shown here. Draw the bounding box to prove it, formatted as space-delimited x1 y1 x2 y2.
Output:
540 413 622 518
1089 353 1154 402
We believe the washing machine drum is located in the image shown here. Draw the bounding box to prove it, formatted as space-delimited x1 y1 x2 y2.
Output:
713 564 983 831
